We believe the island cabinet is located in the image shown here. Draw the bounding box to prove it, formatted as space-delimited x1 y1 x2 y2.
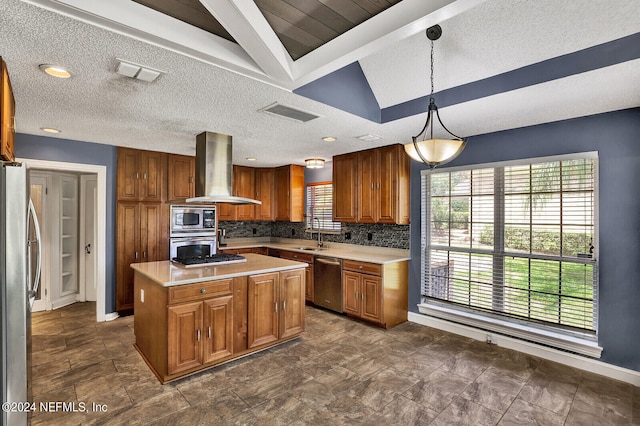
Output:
269 249 314 303
342 259 408 329
275 164 304 222
0 57 16 162
333 144 410 225
133 263 306 383
248 269 305 348
167 154 195 201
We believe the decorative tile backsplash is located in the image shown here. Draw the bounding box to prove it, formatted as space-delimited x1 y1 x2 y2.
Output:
221 220 410 249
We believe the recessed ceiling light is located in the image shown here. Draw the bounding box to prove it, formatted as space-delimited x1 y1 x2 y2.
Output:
40 127 61 134
322 136 337 142
246 157 256 161
39 64 71 78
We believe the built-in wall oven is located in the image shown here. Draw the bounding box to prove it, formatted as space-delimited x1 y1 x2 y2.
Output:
169 204 245 267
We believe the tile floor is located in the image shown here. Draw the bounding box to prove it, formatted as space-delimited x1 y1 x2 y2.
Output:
30 302 639 425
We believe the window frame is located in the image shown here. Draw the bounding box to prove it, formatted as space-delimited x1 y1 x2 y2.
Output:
419 152 602 357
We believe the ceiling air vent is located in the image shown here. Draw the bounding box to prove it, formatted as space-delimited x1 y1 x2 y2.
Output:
259 103 321 123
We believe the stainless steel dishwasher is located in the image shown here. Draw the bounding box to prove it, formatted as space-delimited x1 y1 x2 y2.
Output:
314 256 343 313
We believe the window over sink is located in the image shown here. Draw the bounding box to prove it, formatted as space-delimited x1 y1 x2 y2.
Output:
306 182 341 233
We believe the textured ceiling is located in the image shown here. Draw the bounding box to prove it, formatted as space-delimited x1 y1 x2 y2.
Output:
1 0 639 168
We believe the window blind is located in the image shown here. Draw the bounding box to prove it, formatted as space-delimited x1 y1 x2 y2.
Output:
306 182 341 232
422 157 598 333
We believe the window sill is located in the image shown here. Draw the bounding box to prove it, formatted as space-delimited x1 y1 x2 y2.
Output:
417 302 602 358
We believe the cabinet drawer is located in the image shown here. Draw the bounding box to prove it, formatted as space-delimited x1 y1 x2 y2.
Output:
279 250 314 263
343 260 382 276
169 279 233 304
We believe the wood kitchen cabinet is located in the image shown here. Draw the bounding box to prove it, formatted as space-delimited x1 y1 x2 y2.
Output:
116 202 168 312
275 165 304 222
254 167 275 221
167 154 195 201
342 259 408 329
270 249 314 303
332 152 358 222
117 147 167 202
167 280 233 374
219 247 268 256
247 269 305 348
333 144 410 225
0 57 16 162
217 165 255 221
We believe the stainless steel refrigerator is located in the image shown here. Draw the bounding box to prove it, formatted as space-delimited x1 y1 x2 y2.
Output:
1 161 41 426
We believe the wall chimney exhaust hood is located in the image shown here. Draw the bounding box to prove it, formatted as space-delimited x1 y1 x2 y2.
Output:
186 132 262 205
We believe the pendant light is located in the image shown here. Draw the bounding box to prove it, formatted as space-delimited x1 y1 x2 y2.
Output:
405 25 466 168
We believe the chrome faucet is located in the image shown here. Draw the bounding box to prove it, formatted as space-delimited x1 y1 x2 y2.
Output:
313 217 323 248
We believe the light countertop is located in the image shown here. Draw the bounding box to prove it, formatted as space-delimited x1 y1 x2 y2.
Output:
131 253 308 287
220 238 410 264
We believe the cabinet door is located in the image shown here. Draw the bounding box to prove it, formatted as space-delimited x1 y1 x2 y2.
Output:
376 145 398 224
247 272 279 348
168 154 195 201
235 166 255 221
255 168 275 221
333 153 358 222
279 269 305 340
304 266 314 302
357 149 377 223
140 151 166 202
168 302 203 374
274 166 291 221
342 271 361 316
140 203 166 262
117 148 140 201
361 275 383 323
216 201 236 221
116 202 139 311
0 58 15 162
203 296 234 363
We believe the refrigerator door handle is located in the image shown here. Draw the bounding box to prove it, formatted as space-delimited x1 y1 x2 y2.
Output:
27 199 42 308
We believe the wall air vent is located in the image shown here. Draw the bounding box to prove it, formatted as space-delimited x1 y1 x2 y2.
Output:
258 102 321 123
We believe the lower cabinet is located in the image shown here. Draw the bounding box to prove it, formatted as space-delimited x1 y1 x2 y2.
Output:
219 247 268 256
342 259 408 329
167 295 233 375
247 269 305 348
134 268 305 383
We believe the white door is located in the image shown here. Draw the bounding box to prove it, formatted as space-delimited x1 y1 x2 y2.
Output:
29 173 48 312
80 175 97 302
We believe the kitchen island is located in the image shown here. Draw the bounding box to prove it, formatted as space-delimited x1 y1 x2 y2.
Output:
132 253 307 383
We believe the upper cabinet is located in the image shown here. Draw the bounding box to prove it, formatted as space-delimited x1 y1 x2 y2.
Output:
254 167 275 221
275 164 304 222
167 154 195 201
217 165 256 221
0 57 16 162
333 144 410 225
117 147 166 202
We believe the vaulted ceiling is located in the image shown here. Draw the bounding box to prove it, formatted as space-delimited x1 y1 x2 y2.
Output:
1 0 639 167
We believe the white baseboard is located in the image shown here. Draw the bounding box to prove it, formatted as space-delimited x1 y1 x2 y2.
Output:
103 312 120 322
408 312 640 386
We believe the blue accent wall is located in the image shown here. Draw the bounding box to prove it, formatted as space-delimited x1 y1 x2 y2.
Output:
14 133 118 314
294 62 381 122
408 108 640 371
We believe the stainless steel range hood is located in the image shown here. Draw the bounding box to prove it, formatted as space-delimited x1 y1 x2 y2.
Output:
186 132 262 205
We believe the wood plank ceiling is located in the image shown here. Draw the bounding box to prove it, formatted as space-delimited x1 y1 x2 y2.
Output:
132 0 402 60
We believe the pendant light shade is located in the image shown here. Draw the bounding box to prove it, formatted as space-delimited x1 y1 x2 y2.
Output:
405 25 466 169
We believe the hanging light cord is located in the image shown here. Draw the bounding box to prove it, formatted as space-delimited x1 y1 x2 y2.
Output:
430 39 435 98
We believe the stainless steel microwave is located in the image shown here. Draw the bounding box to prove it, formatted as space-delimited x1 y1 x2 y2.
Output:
170 205 216 237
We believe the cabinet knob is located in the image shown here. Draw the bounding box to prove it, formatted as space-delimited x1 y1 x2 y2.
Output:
358 265 363 270
201 288 206 294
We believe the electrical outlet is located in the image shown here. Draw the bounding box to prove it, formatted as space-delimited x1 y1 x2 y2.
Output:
367 232 373 241
291 228 295 236
140 289 144 303
345 232 351 240
252 228 257 235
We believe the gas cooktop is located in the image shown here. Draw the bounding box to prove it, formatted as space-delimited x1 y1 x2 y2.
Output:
171 253 247 268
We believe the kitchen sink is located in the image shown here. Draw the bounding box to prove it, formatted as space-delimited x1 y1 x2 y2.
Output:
297 247 329 251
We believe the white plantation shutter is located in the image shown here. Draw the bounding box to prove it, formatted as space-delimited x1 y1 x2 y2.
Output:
306 182 341 232
422 155 598 333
